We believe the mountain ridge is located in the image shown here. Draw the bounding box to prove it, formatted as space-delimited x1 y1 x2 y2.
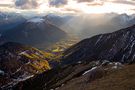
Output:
1 17 67 48
62 24 135 65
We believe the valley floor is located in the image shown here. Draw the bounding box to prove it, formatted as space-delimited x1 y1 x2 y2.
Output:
44 35 80 62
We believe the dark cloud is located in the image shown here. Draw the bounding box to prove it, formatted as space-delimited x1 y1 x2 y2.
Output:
49 0 68 6
15 0 38 9
13 0 135 10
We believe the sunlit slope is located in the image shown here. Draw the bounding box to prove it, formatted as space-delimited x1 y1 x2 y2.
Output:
0 42 51 88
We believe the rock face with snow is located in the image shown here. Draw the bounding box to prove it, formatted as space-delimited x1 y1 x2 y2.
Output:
0 42 51 89
62 25 135 65
27 17 44 23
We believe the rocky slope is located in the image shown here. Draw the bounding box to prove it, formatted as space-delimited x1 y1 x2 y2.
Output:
11 60 124 90
58 63 135 90
0 42 51 89
62 25 135 65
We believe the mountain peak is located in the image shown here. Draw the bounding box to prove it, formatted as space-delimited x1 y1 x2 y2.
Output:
27 17 44 23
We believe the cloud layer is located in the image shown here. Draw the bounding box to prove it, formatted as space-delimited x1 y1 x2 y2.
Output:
15 0 38 9
49 0 68 6
0 0 135 14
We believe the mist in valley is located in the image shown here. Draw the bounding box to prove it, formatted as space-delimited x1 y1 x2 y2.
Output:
58 13 135 39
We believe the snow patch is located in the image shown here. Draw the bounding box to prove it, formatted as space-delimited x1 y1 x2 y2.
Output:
77 61 82 64
27 18 44 23
83 67 97 75
19 50 28 55
112 62 122 69
0 70 4 75
95 35 103 45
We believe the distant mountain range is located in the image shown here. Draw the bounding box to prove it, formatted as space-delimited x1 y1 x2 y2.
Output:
1 12 135 46
62 13 135 39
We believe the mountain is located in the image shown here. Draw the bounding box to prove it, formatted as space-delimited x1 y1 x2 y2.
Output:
43 14 72 28
11 60 127 90
10 23 135 90
2 15 135 90
1 17 67 48
42 14 74 34
62 25 135 65
0 42 51 89
65 13 135 39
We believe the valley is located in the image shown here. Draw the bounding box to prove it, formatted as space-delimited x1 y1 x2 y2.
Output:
2 24 135 90
0 34 80 89
44 34 80 62
1 6 135 90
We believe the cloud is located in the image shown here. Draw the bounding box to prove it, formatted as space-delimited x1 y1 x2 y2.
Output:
49 0 68 6
77 0 95 3
0 0 133 15
76 0 135 6
110 0 135 5
15 0 38 9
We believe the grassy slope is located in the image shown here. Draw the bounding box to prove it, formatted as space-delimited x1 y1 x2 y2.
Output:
87 64 135 90
59 64 135 90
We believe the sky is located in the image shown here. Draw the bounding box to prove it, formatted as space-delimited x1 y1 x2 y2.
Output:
0 0 135 15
